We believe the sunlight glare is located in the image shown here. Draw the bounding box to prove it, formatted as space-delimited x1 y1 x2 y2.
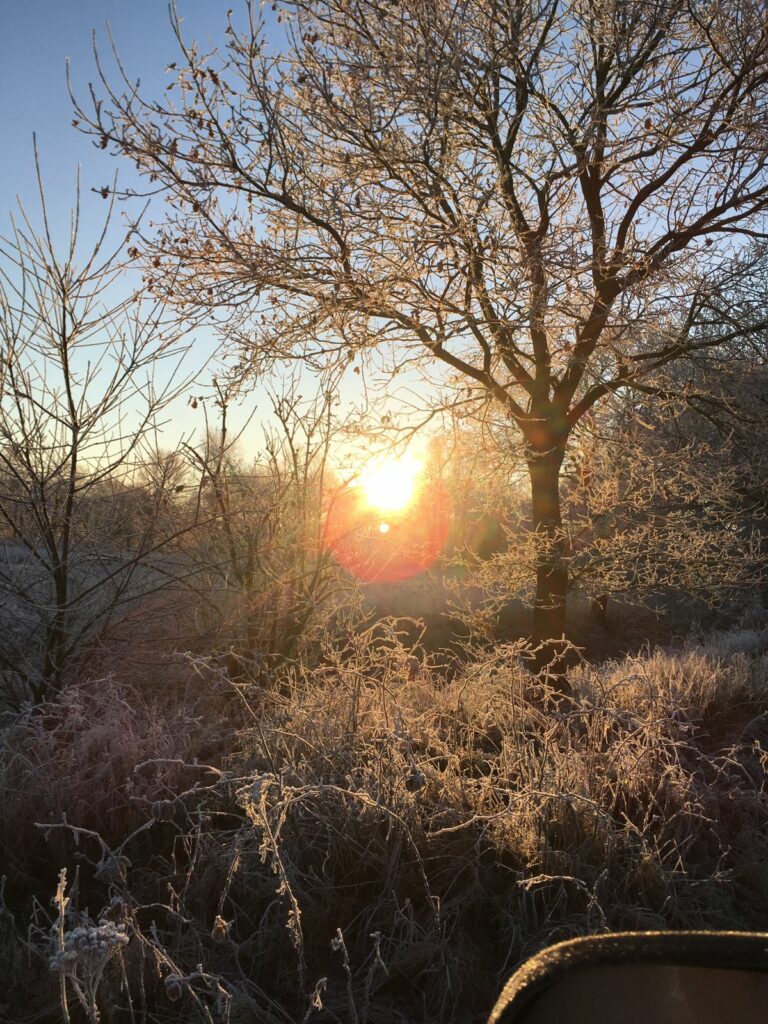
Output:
358 454 423 514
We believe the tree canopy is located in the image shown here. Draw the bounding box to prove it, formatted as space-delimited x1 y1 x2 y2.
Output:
78 0 768 680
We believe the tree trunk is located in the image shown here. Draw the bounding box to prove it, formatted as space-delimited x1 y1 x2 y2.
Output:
41 564 68 698
527 446 570 688
590 593 609 627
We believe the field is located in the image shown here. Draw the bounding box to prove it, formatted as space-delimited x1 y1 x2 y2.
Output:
1 598 767 1023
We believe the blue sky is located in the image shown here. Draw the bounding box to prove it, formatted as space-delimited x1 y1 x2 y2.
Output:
0 2 283 453
0 2 418 467
1 1 225 231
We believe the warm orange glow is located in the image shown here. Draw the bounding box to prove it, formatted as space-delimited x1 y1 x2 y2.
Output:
324 459 452 584
357 454 423 514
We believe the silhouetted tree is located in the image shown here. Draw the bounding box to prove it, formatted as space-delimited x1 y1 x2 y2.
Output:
78 0 768 683
0 172 193 700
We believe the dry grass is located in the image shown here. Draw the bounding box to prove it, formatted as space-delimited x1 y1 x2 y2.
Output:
1 624 768 1023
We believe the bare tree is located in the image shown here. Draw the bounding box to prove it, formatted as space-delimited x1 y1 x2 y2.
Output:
76 0 768 681
181 376 345 674
0 172 195 701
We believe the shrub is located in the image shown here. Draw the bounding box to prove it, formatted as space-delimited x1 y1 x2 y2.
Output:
2 629 768 1022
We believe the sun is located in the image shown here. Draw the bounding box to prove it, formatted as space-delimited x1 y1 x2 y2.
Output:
357 453 423 514
326 452 450 582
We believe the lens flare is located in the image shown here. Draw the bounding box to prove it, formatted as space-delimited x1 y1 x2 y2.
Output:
324 456 451 584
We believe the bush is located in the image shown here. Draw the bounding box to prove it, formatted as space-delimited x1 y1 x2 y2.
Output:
2 628 768 1022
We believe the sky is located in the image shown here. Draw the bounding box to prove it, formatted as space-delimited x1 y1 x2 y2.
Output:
0 1 429 471
1 1 226 232
0 1 274 453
